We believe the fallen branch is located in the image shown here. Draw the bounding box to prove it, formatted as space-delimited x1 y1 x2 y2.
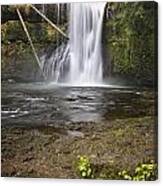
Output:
16 8 46 79
30 4 69 40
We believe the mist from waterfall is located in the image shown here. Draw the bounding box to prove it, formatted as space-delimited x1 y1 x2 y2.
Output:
41 2 106 85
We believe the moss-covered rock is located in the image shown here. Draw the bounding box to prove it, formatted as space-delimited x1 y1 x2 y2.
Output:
103 2 157 86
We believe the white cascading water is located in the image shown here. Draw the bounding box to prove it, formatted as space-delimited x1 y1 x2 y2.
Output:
41 2 106 84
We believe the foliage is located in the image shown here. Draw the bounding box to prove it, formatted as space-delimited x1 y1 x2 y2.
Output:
118 162 157 181
75 155 157 180
76 155 93 178
105 2 157 85
1 20 58 44
118 170 132 180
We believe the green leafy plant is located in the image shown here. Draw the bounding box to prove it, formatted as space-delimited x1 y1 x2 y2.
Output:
76 155 93 178
118 162 157 181
118 170 132 180
133 162 157 181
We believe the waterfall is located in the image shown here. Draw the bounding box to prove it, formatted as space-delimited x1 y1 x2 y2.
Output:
41 2 106 84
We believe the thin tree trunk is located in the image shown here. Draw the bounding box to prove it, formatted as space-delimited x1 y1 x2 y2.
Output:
16 8 46 79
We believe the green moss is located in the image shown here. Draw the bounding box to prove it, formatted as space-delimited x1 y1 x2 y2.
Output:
104 2 157 85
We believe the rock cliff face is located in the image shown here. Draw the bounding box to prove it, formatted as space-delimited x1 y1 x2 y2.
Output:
102 2 157 86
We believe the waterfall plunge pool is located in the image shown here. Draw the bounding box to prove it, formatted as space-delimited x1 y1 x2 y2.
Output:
1 82 155 127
